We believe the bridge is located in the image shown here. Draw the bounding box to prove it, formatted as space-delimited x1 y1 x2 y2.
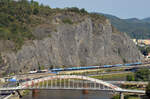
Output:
0 75 145 99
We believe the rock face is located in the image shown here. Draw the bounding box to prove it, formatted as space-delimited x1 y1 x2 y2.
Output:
0 14 143 74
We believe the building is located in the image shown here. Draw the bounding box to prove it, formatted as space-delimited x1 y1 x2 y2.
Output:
132 39 150 45
138 39 150 45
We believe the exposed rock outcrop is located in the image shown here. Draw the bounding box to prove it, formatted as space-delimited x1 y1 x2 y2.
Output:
0 13 143 74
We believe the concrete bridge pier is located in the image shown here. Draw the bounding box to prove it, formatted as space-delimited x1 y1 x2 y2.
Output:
82 89 89 94
120 92 124 99
32 89 40 98
16 90 22 98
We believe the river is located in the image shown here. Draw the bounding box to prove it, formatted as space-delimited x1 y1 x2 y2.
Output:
22 90 113 99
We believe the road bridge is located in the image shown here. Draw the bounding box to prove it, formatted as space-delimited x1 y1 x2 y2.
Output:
0 75 145 99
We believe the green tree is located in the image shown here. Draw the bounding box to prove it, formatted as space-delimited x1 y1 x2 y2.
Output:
33 8 39 14
80 8 87 13
135 68 150 81
146 82 150 98
138 46 150 56
38 65 45 70
66 7 80 13
126 75 135 81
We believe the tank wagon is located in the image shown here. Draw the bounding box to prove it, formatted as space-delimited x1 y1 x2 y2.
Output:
50 62 142 72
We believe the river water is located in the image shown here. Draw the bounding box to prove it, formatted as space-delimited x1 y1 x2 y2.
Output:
23 90 113 99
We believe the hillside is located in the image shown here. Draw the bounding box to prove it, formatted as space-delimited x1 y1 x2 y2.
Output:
0 0 143 75
142 17 150 23
101 13 150 39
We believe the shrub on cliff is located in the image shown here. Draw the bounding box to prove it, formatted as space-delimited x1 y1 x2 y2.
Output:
62 18 73 24
66 7 87 14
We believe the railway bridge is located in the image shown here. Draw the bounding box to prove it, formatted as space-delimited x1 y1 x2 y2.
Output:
0 75 145 99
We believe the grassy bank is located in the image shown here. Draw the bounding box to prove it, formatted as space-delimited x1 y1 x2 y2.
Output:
90 72 134 80
11 90 30 99
112 94 141 99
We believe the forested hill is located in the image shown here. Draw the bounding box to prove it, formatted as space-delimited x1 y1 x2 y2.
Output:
101 13 150 39
0 0 97 50
0 0 41 49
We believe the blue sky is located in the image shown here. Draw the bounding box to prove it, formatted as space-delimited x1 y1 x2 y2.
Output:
35 0 150 19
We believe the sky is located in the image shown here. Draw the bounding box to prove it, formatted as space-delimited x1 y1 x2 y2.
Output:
35 0 150 19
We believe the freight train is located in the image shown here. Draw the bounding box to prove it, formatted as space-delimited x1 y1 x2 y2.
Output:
50 62 142 72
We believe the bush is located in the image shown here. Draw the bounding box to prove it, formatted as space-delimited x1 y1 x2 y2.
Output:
62 18 73 24
66 7 88 14
33 8 39 15
80 8 88 13
66 7 80 13
135 68 150 81
126 68 150 82
126 75 135 81
146 82 150 98
138 46 150 56
0 53 2 64
111 95 120 99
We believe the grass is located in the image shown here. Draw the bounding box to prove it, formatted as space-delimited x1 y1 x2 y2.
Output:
105 68 126 72
128 97 140 99
125 95 141 99
22 90 30 96
91 72 134 80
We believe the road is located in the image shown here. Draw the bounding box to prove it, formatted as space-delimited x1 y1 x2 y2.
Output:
88 71 131 77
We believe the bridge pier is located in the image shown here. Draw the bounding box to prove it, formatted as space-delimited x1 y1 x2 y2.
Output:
120 92 124 99
32 89 40 98
82 90 89 94
16 90 22 98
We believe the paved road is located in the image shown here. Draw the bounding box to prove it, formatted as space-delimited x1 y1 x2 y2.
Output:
88 71 131 77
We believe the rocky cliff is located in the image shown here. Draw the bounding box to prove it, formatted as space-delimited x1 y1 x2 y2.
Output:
0 6 143 75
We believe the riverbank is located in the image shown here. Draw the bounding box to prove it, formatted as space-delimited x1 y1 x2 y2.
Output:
112 94 141 99
9 90 30 99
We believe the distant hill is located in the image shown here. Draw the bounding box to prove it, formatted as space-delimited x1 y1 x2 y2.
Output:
142 17 150 23
100 13 150 39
